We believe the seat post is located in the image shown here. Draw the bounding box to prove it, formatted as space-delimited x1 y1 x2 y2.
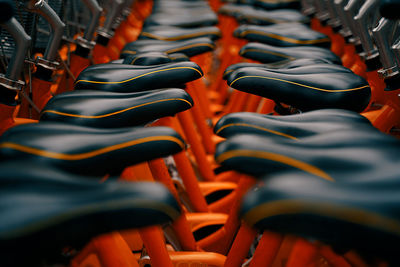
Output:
122 161 198 252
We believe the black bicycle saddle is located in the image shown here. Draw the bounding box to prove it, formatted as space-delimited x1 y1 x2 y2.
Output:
236 9 308 25
152 0 211 8
0 123 185 176
122 52 190 66
214 109 371 139
234 23 330 48
215 128 399 178
40 89 193 128
239 42 341 64
224 62 352 82
223 58 334 79
152 2 211 12
227 66 371 112
219 4 308 25
218 3 257 16
144 12 218 28
0 161 180 266
139 25 221 41
253 0 301 10
74 61 203 93
240 169 400 264
120 37 215 58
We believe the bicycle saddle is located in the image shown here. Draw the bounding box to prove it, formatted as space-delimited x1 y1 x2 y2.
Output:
122 52 189 66
152 2 213 13
234 23 330 48
240 42 341 64
40 89 193 128
214 109 371 138
152 2 211 10
139 25 221 41
215 128 398 178
253 0 301 10
144 12 218 28
120 37 215 58
122 52 175 65
219 3 257 16
223 58 334 79
0 161 180 266
224 62 352 81
240 170 400 263
219 4 308 24
236 9 308 25
0 123 185 176
227 66 371 112
74 61 203 93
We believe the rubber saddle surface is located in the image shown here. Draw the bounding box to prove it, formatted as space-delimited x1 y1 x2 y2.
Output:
41 89 193 128
0 123 185 176
75 62 203 93
0 161 180 266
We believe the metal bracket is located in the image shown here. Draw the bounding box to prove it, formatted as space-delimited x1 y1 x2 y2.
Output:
35 56 60 70
0 74 25 91
76 36 96 50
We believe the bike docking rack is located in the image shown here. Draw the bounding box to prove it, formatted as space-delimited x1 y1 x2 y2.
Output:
2 0 400 266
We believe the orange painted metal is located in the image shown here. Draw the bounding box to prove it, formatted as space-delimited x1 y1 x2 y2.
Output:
188 79 213 120
0 104 16 135
126 161 198 252
18 77 53 119
341 44 357 69
249 231 283 267
198 181 238 213
56 53 91 94
173 151 210 212
186 84 216 155
318 245 351 267
171 214 199 252
92 43 111 64
363 103 400 133
168 251 226 267
223 224 257 267
271 235 298 266
343 251 371 267
366 71 387 106
139 226 174 267
149 158 181 201
177 110 216 181
198 175 256 254
71 233 140 267
120 229 144 252
286 238 319 267
258 98 276 114
245 94 262 112
186 212 228 233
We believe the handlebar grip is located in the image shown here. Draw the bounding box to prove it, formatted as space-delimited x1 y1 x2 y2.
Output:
380 0 400 20
0 0 15 24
